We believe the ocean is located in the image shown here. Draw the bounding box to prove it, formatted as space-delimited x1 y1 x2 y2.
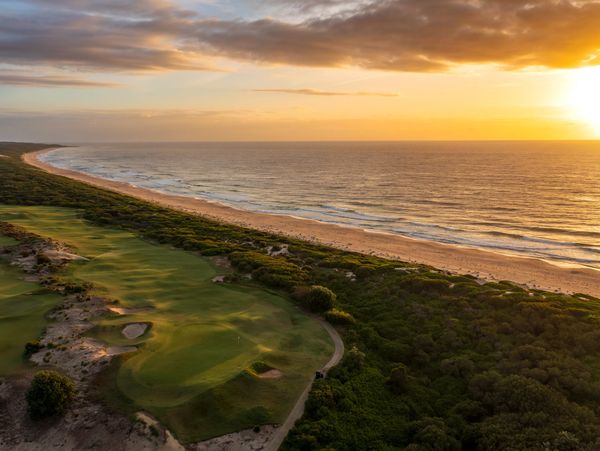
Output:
41 141 600 270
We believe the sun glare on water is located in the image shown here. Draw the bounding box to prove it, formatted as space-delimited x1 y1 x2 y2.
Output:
566 66 600 133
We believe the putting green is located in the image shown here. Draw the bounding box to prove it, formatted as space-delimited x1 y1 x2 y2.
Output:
0 206 333 441
0 259 62 375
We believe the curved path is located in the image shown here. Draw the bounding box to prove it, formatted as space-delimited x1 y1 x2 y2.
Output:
265 319 344 451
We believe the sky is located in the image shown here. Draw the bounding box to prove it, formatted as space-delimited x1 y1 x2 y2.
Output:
1 0 600 141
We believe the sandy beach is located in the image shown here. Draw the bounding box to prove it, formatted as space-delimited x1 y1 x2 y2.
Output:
23 148 600 298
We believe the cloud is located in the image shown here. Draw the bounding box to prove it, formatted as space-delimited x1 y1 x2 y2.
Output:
0 0 210 72
197 0 600 71
254 88 398 97
260 0 374 17
0 74 122 88
3 0 600 75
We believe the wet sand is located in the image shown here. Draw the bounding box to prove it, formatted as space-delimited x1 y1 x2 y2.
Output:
23 148 600 297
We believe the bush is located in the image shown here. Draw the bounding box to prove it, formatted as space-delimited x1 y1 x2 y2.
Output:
325 308 355 325
24 340 43 357
26 370 76 419
387 364 409 394
35 252 51 265
295 285 337 313
344 346 366 371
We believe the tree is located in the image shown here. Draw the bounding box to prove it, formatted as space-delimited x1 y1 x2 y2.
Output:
344 346 366 371
387 364 409 394
298 285 337 312
26 370 76 419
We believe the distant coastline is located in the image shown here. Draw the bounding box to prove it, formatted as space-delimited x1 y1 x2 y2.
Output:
23 148 600 297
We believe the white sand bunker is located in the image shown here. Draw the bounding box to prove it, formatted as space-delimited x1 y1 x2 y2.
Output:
122 323 148 339
108 306 153 315
258 369 283 379
107 346 137 356
42 249 88 263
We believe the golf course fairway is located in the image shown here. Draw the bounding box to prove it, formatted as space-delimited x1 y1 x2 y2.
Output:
0 206 334 442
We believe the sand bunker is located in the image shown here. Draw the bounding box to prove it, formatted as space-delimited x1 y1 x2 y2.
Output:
42 249 88 263
108 305 153 315
122 323 148 339
107 346 137 356
258 369 283 379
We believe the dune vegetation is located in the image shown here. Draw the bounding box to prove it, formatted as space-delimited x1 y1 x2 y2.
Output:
4 143 600 449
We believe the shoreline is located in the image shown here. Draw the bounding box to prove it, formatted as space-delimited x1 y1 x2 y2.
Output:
23 148 600 298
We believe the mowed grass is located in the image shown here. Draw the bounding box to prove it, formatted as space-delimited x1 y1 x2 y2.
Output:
0 206 333 441
0 259 62 375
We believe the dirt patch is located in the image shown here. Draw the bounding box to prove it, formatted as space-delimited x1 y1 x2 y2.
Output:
122 323 148 339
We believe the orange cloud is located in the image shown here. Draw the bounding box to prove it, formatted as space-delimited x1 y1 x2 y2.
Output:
197 0 600 71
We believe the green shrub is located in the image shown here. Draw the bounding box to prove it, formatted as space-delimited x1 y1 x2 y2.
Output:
325 308 355 325
387 364 409 394
26 370 76 419
149 424 160 437
24 340 43 357
295 285 337 312
344 346 366 371
35 252 51 265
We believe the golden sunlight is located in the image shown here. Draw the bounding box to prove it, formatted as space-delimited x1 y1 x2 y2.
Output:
566 66 600 132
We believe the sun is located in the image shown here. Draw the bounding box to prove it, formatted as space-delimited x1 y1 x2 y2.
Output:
566 66 600 133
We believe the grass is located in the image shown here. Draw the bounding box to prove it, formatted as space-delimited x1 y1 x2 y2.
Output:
0 235 18 246
0 205 333 441
0 260 62 375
